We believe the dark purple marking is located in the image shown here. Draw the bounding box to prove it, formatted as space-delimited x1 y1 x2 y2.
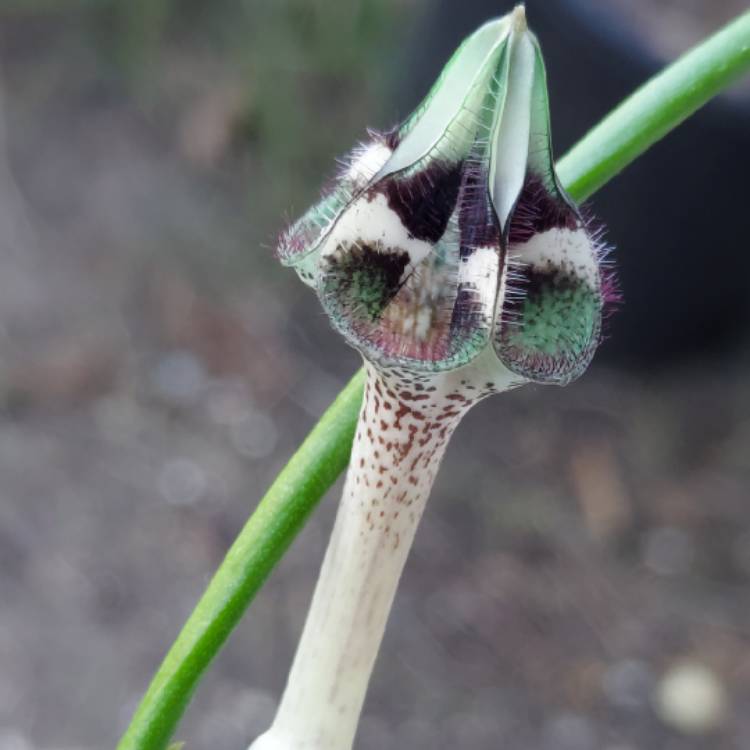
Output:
507 173 579 246
515 265 578 302
457 160 501 253
448 286 486 342
376 160 463 244
323 242 410 322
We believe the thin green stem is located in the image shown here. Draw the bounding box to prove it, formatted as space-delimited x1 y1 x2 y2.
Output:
118 371 365 750
118 12 750 750
557 9 750 201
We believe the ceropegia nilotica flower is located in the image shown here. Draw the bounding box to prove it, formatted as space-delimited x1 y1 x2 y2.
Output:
250 7 615 750
279 5 612 385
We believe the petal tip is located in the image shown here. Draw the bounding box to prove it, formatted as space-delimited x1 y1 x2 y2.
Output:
511 4 527 33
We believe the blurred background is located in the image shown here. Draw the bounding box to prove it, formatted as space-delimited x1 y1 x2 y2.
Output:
1 1 749 749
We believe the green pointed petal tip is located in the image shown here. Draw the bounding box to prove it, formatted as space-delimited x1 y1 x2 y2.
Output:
277 14 514 273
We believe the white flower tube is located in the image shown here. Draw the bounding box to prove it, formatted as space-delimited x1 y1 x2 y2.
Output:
252 355 517 750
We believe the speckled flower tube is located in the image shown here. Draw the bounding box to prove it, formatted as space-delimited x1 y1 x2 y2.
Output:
250 6 614 749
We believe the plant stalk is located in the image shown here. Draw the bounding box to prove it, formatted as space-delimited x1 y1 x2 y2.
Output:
251 359 516 749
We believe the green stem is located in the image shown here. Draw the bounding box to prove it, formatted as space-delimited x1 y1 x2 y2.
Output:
118 12 750 750
118 371 364 750
557 9 750 201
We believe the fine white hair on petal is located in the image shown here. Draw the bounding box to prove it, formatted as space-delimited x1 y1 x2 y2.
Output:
345 141 392 183
495 254 529 327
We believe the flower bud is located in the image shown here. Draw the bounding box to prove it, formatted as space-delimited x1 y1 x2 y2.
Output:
280 5 612 385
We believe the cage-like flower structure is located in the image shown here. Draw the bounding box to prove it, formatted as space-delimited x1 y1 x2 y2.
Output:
251 10 617 750
279 8 611 386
